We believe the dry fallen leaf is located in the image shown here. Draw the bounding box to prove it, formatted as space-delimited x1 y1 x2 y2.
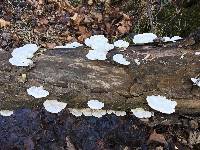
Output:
46 43 56 49
0 19 10 28
148 130 167 144
66 35 74 42
78 33 91 42
71 13 78 21
117 25 128 34
39 18 49 25
78 26 91 41
94 13 103 23
74 15 84 26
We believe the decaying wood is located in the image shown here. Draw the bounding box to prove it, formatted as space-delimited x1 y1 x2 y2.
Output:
0 44 199 113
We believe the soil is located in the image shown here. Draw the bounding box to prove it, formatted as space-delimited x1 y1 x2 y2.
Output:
0 108 200 149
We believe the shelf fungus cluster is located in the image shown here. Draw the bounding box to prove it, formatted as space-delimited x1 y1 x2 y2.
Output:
9 44 38 66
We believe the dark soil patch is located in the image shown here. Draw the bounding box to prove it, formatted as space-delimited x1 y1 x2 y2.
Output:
0 108 199 149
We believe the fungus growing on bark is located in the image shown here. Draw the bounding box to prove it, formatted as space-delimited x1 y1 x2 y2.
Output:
68 108 126 118
43 100 67 113
146 95 177 114
163 36 182 42
54 42 83 48
87 100 104 109
85 35 114 60
131 108 153 118
9 44 38 66
113 54 130 65
133 33 157 44
0 110 14 116
27 86 49 98
191 78 200 87
114 40 129 48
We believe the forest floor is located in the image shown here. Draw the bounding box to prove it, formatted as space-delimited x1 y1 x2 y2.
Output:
0 108 200 149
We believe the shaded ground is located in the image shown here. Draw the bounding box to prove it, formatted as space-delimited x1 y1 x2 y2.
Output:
1 0 200 51
0 108 200 149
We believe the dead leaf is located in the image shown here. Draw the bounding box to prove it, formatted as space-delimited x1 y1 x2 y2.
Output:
71 13 78 21
78 32 91 42
39 18 49 25
46 43 56 49
88 0 93 5
117 20 131 35
41 43 46 47
78 26 88 34
84 16 94 23
78 26 91 41
117 25 127 34
0 19 10 28
148 130 167 144
66 35 74 42
74 15 84 26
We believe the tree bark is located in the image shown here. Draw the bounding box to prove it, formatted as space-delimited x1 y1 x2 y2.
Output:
0 44 200 113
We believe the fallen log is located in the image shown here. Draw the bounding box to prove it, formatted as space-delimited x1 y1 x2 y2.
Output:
0 44 200 113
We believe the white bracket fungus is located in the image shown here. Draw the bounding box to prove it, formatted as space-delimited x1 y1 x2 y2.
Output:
85 35 109 48
0 110 14 116
9 57 33 67
68 108 126 118
163 36 182 42
114 40 129 48
191 78 200 87
146 95 177 114
68 108 83 117
9 44 38 66
134 59 140 65
27 86 49 98
131 108 153 118
133 33 157 44
86 50 107 60
87 100 104 109
113 54 130 65
85 35 114 60
54 42 83 48
195 52 200 55
114 111 126 116
43 100 67 113
69 108 106 118
91 110 107 118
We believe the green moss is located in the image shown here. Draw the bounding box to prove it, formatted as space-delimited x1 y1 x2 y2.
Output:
154 3 200 37
69 0 81 6
119 0 200 37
